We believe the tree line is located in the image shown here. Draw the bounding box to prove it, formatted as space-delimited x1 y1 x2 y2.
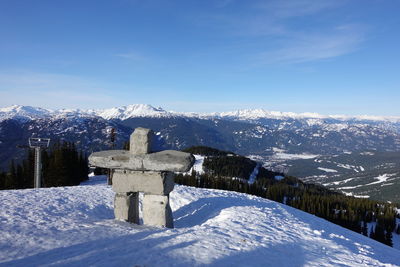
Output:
0 141 89 189
176 168 399 247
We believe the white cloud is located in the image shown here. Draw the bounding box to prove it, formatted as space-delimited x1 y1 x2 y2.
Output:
257 0 344 18
115 52 147 61
198 0 364 64
259 25 366 64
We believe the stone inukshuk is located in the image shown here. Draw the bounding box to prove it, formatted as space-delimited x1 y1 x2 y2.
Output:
89 127 194 228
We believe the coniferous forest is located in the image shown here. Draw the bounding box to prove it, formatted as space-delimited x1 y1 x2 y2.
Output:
177 146 399 247
0 141 88 189
1 142 398 248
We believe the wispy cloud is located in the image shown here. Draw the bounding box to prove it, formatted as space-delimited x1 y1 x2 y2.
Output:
115 52 147 61
257 0 344 18
199 0 364 64
259 25 366 64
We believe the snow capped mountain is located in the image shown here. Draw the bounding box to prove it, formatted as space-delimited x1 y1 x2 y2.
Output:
215 108 326 120
0 177 399 266
0 105 52 122
214 108 400 123
2 104 400 124
0 104 173 122
96 104 171 120
1 103 400 173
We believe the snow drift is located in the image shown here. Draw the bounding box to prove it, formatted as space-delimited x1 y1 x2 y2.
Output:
0 176 399 266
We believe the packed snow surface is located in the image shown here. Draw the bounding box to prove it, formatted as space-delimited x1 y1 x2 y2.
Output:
1 177 400 266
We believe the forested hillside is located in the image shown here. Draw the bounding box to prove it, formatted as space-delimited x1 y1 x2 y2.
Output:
0 141 88 189
177 146 400 247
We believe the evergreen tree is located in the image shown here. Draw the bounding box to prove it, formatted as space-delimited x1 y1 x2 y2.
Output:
385 231 393 247
362 222 368 236
0 171 6 189
16 164 24 189
369 227 375 239
5 160 17 189
373 223 386 244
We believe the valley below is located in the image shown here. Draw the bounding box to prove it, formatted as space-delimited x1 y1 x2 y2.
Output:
1 104 400 204
256 150 400 203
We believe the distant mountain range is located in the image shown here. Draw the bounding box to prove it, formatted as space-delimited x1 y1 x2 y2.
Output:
2 103 400 158
1 104 400 202
2 104 400 123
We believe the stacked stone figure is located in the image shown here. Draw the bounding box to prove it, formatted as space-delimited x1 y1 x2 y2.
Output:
89 127 194 228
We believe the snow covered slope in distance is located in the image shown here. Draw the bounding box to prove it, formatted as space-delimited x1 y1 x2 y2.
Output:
95 104 171 120
0 177 399 266
0 105 52 122
0 104 171 122
2 104 400 123
214 108 400 123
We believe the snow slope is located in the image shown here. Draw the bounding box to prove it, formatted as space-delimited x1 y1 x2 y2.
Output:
0 105 52 122
188 154 205 175
214 109 400 123
95 104 171 120
1 177 399 266
0 104 171 122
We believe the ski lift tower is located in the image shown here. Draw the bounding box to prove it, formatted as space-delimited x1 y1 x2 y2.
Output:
29 137 50 188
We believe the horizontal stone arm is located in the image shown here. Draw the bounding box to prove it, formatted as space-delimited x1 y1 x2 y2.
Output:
89 150 195 172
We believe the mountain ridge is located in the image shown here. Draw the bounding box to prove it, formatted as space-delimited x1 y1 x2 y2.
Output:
1 104 400 203
2 104 400 123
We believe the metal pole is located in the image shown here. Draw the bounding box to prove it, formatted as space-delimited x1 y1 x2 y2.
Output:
34 147 41 188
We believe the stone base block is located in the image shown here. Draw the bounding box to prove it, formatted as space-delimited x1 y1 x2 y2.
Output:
112 171 174 195
114 192 139 223
142 194 173 228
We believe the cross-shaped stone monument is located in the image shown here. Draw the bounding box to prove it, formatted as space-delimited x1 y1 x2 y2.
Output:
89 127 194 228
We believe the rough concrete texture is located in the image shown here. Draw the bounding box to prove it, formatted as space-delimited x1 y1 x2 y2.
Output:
88 150 195 172
88 127 195 228
142 194 173 228
112 170 174 195
130 127 152 155
143 150 195 172
114 192 139 224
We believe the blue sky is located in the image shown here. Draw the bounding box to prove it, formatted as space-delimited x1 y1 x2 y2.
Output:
0 0 399 115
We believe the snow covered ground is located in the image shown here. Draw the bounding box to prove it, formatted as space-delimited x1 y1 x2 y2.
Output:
272 152 320 160
188 155 205 175
1 176 399 266
318 167 338 173
248 163 260 184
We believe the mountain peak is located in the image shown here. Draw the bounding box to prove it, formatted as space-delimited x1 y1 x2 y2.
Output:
0 105 52 122
215 108 400 122
1 104 400 123
96 104 170 120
